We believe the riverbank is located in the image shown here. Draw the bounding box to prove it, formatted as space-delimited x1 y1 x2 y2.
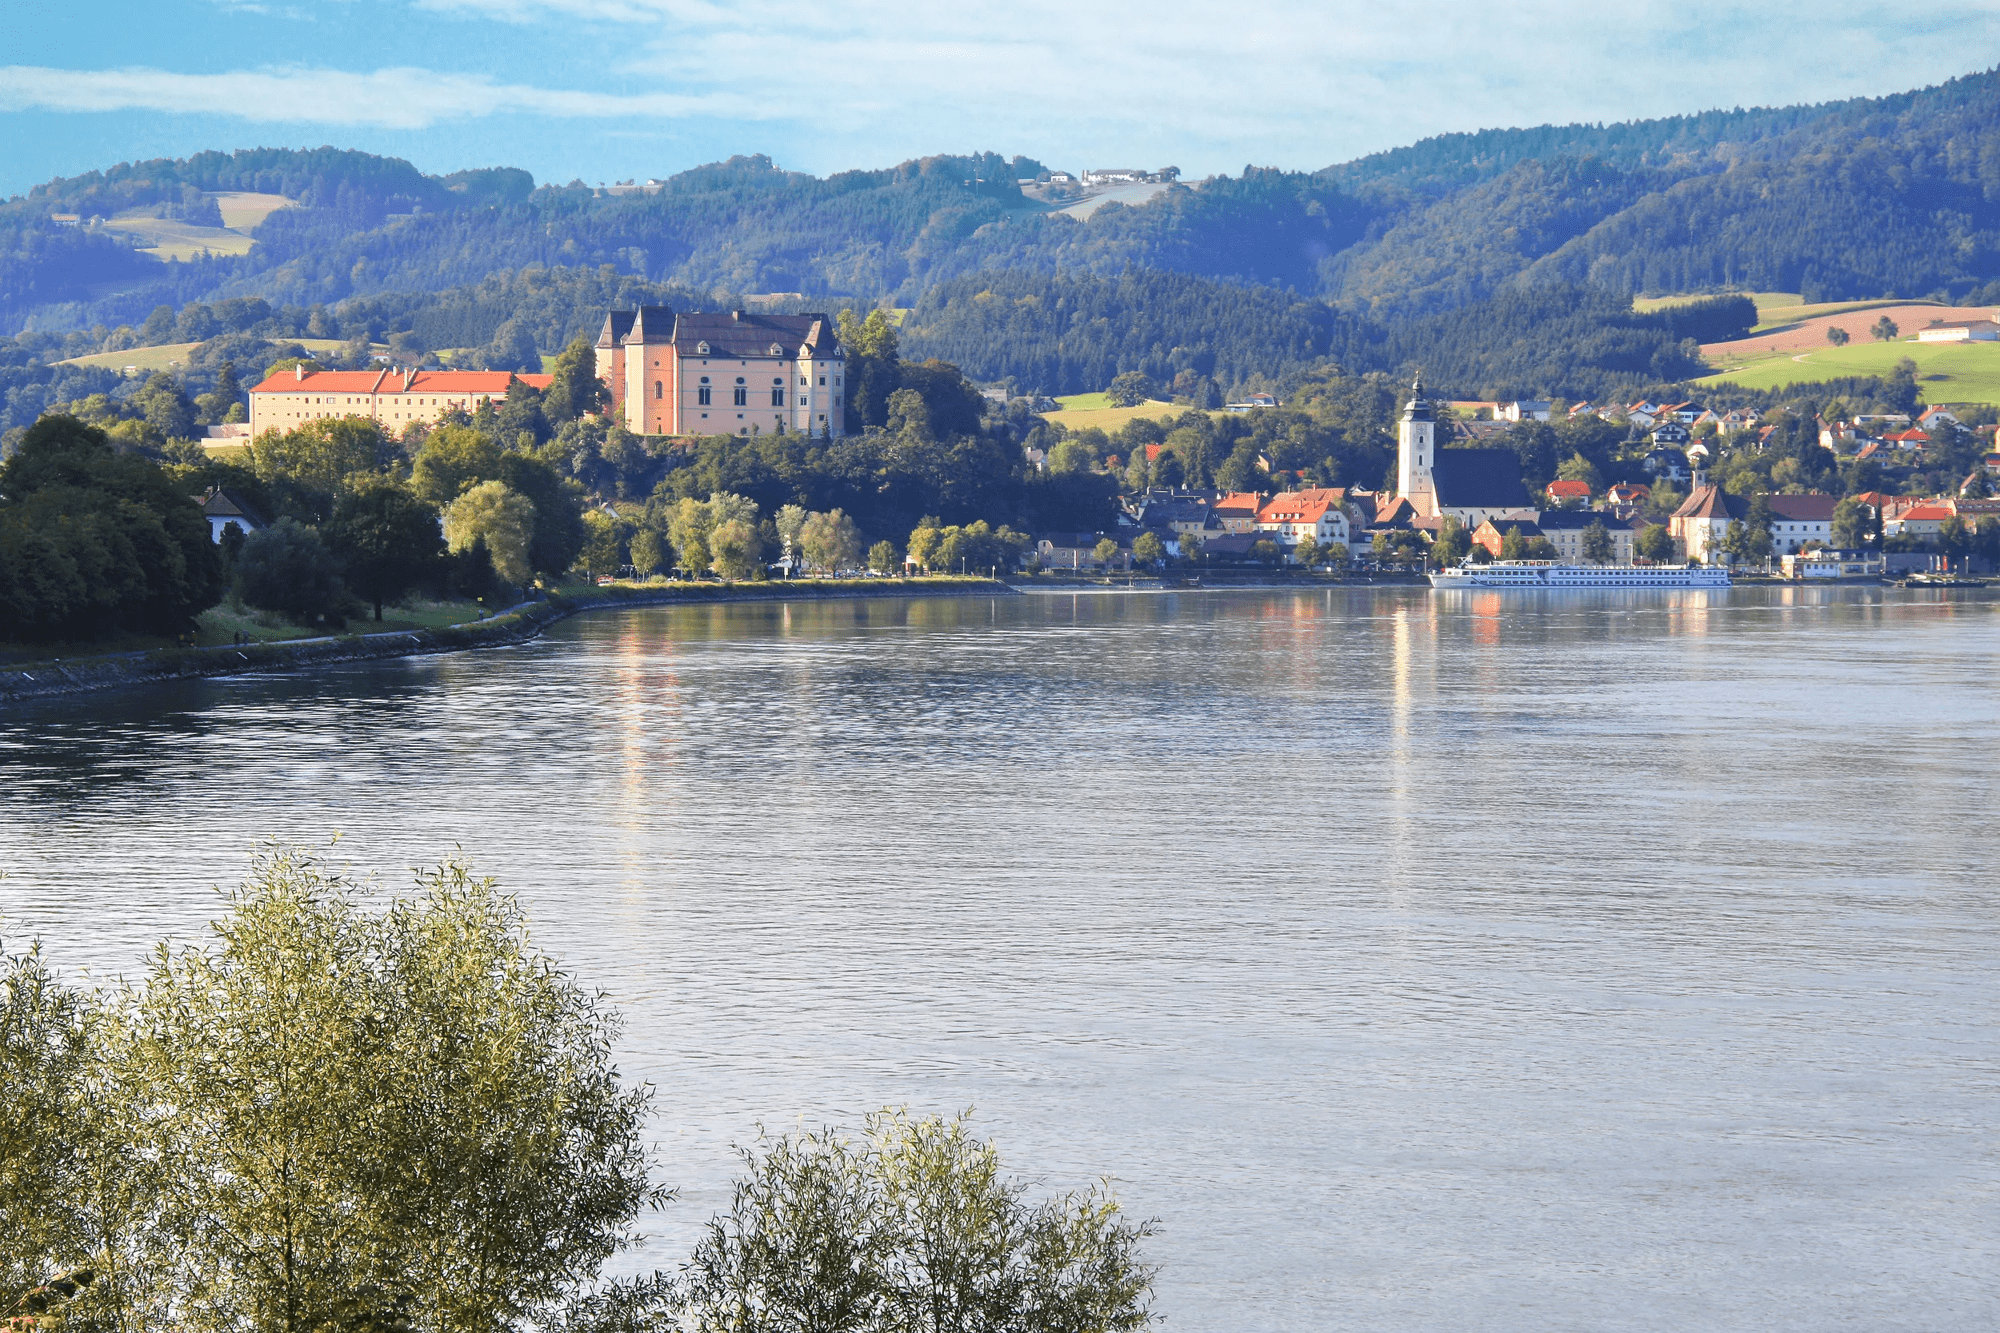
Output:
0 577 1014 705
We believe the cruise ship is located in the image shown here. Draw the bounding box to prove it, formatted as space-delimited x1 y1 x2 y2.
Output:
1429 560 1732 589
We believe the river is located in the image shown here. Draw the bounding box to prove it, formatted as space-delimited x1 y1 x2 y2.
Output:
2 586 1996 1330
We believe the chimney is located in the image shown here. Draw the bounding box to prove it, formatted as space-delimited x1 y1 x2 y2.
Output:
294 363 306 382
731 310 741 322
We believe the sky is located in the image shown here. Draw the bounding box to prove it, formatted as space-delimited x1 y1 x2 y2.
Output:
3 0 1999 199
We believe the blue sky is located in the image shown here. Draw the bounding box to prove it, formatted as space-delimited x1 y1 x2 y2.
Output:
3 1 1998 199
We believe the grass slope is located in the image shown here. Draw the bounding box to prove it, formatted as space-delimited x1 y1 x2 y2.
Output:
1696 338 2000 402
60 338 366 372
1633 290 1945 334
1041 395 1208 433
101 215 257 261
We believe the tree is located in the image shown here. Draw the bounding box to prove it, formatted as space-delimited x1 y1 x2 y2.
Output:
1580 518 1614 564
1499 524 1528 561
775 504 810 567
628 527 666 578
1429 515 1470 566
411 425 506 506
709 518 760 579
801 509 865 574
1635 522 1674 563
675 1111 1154 1333
1831 497 1878 549
1937 514 1970 570
1870 315 1900 342
116 850 664 1333
1825 325 1851 347
445 481 537 587
906 520 942 572
868 540 901 575
496 453 588 578
324 476 443 619
1093 537 1121 569
0 415 225 641
235 519 349 624
580 509 632 580
544 336 607 424
1523 536 1560 560
1105 372 1158 408
496 379 551 445
1132 531 1166 566
251 418 388 502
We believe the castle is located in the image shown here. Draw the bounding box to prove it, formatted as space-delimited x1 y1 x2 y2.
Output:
596 307 846 438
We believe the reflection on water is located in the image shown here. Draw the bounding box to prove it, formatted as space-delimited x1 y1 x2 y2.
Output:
4 586 1999 1331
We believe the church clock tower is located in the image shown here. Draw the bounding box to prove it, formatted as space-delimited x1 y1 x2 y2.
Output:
1397 374 1437 517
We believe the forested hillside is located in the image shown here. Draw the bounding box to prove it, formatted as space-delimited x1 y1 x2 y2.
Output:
7 67 2000 403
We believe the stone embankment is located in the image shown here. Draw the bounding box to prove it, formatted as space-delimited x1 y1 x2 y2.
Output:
0 578 1015 705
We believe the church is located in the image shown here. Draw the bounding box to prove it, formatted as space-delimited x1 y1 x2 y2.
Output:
596 306 847 438
1393 377 1532 529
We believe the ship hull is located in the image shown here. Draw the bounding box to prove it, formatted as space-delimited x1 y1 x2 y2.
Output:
1429 563 1732 589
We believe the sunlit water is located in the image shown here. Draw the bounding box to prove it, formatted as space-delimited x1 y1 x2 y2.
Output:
3 586 1997 1331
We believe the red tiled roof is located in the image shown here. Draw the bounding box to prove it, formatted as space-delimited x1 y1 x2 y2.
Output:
1255 488 1344 524
1900 504 1955 521
1212 492 1263 518
250 369 553 395
1545 479 1591 499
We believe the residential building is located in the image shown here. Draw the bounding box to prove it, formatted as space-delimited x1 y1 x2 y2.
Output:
1254 488 1350 552
1534 509 1644 563
1886 503 1955 538
1545 479 1592 506
1606 482 1651 506
1497 400 1552 422
198 488 264 542
248 365 553 437
1211 492 1264 533
598 306 846 438
1765 494 1838 553
1670 483 1744 564
1225 392 1278 412
1470 515 1544 558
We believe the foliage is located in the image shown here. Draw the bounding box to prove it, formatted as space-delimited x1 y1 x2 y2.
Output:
799 508 865 574
673 1111 1155 1333
323 475 444 619
1635 522 1674 562
445 480 537 586
0 414 225 641
233 518 349 625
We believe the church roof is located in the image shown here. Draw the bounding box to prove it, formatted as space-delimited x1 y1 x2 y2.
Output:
1431 448 1531 510
1671 483 1743 521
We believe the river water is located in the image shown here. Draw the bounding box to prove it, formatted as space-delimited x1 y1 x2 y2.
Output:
3 587 1997 1330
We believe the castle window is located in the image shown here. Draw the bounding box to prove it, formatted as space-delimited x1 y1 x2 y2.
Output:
771 387 785 407
654 381 663 399
698 385 711 405
733 384 747 406
819 377 826 385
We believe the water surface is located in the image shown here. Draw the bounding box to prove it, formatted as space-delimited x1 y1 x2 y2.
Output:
3 587 1996 1331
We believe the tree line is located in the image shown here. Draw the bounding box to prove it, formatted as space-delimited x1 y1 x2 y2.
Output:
1 850 1157 1333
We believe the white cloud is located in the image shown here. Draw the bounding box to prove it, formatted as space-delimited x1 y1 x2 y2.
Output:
0 65 761 129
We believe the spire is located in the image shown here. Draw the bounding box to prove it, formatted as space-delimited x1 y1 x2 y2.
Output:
1403 370 1433 422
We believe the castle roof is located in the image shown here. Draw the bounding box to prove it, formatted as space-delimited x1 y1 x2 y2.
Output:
596 309 637 348
624 310 842 360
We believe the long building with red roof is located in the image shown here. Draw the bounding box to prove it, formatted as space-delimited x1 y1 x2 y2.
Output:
248 365 553 438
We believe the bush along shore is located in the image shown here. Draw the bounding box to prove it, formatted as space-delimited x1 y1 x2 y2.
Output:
0 576 1015 705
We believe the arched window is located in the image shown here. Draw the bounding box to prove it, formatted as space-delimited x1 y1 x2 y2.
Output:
654 381 663 399
771 386 785 407
733 379 747 406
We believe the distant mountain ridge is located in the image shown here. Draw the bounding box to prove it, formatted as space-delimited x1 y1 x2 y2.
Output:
5 68 1999 401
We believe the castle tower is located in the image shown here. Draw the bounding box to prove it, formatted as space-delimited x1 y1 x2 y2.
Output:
1397 374 1437 517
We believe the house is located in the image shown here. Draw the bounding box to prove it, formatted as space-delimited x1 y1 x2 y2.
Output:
1191 531 1280 562
1885 428 1931 449
248 366 554 437
1534 510 1645 563
1545 479 1592 506
1626 402 1662 428
199 423 252 448
1497 400 1552 422
1211 492 1265 533
1650 421 1692 447
1035 532 1128 570
1918 407 1961 429
1885 503 1955 538
1916 320 2000 342
1763 495 1838 553
198 488 265 543
1606 482 1651 506
1781 549 1884 579
1669 483 1745 564
1255 488 1350 552
1081 168 1149 185
598 306 845 438
1642 448 1691 483
1132 495 1219 539
1225 393 1278 412
1470 515 1544 558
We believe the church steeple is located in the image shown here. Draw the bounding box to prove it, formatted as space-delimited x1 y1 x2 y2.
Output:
1397 371 1437 514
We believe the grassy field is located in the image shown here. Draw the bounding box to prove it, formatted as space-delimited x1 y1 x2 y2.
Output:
1696 337 2000 402
1633 290 1946 334
210 191 293 231
61 338 363 373
101 215 257 261
1041 395 1207 433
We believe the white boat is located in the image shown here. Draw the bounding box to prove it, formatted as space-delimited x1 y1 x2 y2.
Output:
1428 560 1732 589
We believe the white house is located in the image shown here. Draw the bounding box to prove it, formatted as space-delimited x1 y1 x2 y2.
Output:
1917 320 2000 343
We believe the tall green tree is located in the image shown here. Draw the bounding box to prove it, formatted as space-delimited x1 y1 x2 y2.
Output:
445 481 536 586
324 476 444 620
1580 519 1614 564
543 336 607 424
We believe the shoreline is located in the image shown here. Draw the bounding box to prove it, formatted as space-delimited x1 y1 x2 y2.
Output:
0 578 1015 706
